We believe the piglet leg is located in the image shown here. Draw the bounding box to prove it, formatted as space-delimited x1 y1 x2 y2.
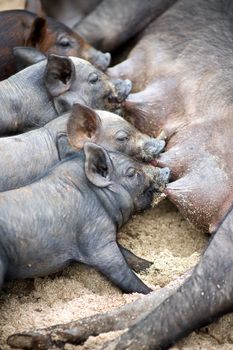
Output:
88 240 152 294
118 244 152 273
102 206 233 350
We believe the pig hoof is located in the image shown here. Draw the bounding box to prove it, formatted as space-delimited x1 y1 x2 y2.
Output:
133 259 153 273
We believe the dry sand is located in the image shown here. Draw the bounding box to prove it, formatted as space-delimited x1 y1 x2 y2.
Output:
0 1 233 349
1 199 233 350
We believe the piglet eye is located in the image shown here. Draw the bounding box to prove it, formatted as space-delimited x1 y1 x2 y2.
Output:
88 72 99 84
59 37 71 47
126 167 136 178
116 131 129 142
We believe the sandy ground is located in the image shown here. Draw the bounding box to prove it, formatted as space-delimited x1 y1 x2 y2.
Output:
0 1 233 349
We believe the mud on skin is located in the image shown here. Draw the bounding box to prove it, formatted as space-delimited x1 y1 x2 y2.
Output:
0 103 165 191
0 53 131 134
0 143 170 294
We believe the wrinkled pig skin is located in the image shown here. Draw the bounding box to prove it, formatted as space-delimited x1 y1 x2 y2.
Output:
108 0 233 232
25 0 102 29
0 143 169 294
0 9 110 80
0 54 131 134
74 0 178 52
0 103 165 191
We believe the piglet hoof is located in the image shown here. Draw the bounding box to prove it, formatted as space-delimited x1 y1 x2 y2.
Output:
133 258 153 273
119 245 153 273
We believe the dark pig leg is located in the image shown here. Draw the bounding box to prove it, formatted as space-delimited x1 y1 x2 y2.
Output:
85 240 152 294
118 244 153 273
75 0 177 52
8 270 191 349
102 206 233 350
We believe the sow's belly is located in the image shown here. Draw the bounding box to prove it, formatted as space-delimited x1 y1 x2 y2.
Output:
164 158 232 233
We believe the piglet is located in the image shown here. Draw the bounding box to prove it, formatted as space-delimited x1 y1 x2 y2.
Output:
0 103 165 191
0 143 170 293
0 9 110 80
0 54 131 134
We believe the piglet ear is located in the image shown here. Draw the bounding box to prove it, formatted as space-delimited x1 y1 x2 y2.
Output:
13 46 46 71
67 103 102 150
44 54 75 97
26 17 47 47
84 142 113 188
25 0 45 16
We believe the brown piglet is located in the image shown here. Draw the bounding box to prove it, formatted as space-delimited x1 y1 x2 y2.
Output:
0 9 110 80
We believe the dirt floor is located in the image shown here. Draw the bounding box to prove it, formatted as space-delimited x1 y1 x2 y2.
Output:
1 1 233 349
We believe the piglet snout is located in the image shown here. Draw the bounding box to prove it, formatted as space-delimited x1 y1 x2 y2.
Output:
88 48 111 71
110 79 132 103
143 139 165 160
158 167 170 185
150 166 171 192
149 167 170 206
94 51 111 71
144 166 170 193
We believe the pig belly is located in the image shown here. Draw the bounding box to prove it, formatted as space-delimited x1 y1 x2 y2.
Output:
6 255 72 280
165 168 232 232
